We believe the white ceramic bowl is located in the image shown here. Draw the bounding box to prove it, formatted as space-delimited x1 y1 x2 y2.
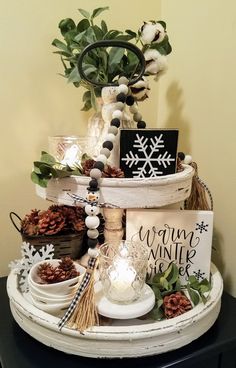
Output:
30 297 71 315
30 289 75 305
28 259 85 297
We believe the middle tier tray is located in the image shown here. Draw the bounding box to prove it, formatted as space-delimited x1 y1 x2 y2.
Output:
36 165 194 208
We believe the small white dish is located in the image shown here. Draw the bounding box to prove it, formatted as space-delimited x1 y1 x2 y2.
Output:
28 259 85 297
95 282 155 319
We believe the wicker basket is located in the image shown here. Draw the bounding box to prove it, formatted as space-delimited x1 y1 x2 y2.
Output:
10 212 86 260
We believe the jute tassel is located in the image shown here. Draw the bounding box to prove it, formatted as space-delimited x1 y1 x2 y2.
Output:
67 267 99 332
185 162 213 211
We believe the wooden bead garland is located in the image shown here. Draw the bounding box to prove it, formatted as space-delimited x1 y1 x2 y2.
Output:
86 76 147 252
58 77 147 332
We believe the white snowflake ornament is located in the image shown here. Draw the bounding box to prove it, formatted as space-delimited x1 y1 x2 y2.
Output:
9 242 54 293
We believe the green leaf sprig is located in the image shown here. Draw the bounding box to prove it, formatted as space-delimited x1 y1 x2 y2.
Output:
148 263 212 320
31 151 85 188
52 6 172 111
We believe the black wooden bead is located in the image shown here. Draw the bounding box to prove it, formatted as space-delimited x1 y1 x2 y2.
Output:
87 238 98 249
110 118 120 128
89 179 98 189
178 152 185 161
94 161 104 171
102 141 113 151
126 95 135 106
116 92 126 103
137 120 146 129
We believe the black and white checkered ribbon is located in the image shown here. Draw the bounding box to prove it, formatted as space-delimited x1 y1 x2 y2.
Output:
58 256 97 330
67 193 119 208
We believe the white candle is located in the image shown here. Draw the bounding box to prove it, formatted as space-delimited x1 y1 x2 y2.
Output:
108 257 136 302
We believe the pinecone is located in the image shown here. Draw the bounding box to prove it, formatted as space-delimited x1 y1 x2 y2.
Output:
176 157 184 172
49 205 85 232
82 159 95 176
37 257 80 284
37 262 57 284
38 209 65 235
21 209 40 236
102 164 124 178
163 291 192 319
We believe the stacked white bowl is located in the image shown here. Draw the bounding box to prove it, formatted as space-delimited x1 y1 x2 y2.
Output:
28 259 86 316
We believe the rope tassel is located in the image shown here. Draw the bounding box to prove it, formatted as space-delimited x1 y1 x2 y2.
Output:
58 255 99 332
185 162 213 211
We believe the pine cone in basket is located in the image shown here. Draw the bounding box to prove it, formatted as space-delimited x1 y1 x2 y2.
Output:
21 209 40 236
49 205 85 232
38 209 65 235
37 257 79 284
163 291 192 319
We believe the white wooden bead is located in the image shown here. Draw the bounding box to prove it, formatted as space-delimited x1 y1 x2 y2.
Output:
88 248 99 258
118 76 129 85
100 148 111 158
85 215 100 229
112 110 123 120
118 84 129 95
130 104 139 114
184 155 192 165
96 154 107 165
105 133 116 143
85 204 100 216
133 112 142 122
87 228 99 239
116 101 125 111
108 126 118 135
90 168 102 179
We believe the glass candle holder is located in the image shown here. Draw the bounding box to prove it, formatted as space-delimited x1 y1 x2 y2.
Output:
99 241 148 304
48 135 98 166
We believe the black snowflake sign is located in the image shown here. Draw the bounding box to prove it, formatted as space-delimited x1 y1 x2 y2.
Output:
120 129 179 178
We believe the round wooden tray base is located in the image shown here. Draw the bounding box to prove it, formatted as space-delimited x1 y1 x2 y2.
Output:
7 263 223 358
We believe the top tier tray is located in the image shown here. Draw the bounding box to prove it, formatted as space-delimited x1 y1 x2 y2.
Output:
36 165 194 208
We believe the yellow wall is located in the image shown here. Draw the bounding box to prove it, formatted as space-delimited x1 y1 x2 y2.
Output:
0 1 161 274
1 1 236 297
159 0 236 296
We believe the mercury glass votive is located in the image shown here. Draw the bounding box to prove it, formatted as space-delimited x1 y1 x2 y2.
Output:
99 241 148 304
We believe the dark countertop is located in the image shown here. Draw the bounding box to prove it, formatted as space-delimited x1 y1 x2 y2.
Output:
0 276 236 368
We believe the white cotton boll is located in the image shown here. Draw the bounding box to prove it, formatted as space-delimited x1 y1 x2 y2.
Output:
140 22 166 44
130 76 150 102
144 49 168 75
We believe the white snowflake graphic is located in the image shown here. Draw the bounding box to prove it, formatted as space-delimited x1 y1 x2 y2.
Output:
195 221 209 234
9 242 54 293
193 269 206 281
121 133 175 178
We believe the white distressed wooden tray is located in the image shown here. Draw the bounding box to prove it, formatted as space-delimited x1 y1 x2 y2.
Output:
35 165 194 208
7 263 223 359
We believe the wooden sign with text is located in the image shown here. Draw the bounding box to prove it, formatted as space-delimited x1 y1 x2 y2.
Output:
126 210 213 282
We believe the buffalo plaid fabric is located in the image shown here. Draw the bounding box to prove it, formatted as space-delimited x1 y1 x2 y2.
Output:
58 257 96 330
